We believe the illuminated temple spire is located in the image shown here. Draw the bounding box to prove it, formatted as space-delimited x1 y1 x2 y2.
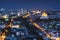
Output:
42 12 48 17
40 12 48 19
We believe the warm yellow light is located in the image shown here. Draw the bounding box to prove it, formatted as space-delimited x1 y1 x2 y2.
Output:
0 36 6 40
9 23 12 27
42 12 48 17
2 15 8 18
56 38 60 40
29 19 51 39
36 11 41 13
5 30 8 32
23 14 30 18
0 33 6 40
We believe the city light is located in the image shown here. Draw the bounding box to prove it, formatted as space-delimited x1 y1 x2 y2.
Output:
5 18 9 21
31 10 36 13
0 0 59 40
2 15 8 18
12 25 19 28
56 38 60 40
0 9 60 40
42 12 48 17
0 33 6 40
29 19 52 39
23 13 30 18
36 10 41 13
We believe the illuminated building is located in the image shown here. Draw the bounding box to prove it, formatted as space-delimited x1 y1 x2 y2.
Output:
11 25 20 28
36 10 41 13
40 12 48 19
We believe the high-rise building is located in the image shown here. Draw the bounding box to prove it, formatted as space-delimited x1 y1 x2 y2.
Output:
20 9 27 15
21 8 23 15
40 12 48 19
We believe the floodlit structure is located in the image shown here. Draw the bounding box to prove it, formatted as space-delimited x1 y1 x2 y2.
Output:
42 12 48 17
40 12 48 19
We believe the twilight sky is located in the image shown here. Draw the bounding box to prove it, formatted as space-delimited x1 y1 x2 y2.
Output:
0 0 60 10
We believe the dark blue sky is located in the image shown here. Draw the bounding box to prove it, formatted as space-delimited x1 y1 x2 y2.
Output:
0 0 60 10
